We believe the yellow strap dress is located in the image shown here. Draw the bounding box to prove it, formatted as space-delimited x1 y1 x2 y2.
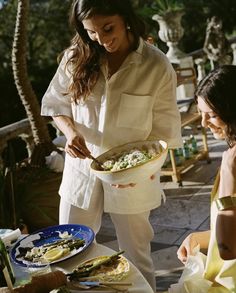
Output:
204 171 236 292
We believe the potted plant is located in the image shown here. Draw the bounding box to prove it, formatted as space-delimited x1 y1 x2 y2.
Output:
0 141 61 233
151 0 186 63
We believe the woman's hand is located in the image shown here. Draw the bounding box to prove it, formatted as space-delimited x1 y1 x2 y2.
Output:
177 231 210 264
219 144 236 197
65 133 91 159
52 115 91 159
111 174 156 188
177 233 199 264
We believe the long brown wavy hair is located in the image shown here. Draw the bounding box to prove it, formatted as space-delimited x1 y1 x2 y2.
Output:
195 65 236 147
65 0 146 103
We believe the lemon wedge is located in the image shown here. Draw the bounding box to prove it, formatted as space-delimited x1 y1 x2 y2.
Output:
43 248 65 262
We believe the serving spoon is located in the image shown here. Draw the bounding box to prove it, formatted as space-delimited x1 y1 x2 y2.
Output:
69 280 131 291
74 146 104 170
88 154 104 170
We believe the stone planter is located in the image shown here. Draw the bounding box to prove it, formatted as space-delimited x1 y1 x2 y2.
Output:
153 10 186 64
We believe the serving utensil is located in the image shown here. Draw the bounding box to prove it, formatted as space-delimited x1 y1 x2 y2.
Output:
74 146 104 170
70 280 132 291
87 154 104 170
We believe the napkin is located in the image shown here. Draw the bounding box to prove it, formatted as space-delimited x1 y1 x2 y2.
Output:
168 245 212 293
1 228 21 247
45 151 64 172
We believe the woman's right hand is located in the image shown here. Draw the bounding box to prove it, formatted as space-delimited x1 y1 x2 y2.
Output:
65 133 91 159
177 233 199 264
177 230 210 264
52 115 91 159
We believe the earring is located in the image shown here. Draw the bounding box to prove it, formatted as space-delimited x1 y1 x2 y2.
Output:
126 25 131 30
225 137 235 148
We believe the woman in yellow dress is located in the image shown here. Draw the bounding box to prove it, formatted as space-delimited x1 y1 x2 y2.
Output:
177 65 236 292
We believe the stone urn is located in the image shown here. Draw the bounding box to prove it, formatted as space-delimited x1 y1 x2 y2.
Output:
152 10 186 64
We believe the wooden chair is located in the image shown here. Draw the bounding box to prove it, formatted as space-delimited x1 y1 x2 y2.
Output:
161 67 210 185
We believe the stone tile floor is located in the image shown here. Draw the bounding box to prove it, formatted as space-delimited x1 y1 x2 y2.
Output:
96 131 227 292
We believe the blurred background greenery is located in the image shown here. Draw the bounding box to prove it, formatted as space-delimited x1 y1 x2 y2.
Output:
0 0 236 128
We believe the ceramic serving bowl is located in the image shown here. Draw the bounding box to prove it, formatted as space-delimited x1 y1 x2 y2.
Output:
90 139 168 185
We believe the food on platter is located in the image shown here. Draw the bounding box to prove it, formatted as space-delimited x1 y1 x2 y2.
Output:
11 224 95 267
102 147 159 171
16 238 85 264
68 251 130 282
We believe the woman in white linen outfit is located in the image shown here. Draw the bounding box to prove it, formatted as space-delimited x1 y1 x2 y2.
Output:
41 0 182 291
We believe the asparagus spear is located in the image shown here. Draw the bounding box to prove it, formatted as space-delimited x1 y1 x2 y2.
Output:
43 238 85 250
68 250 125 280
17 238 85 261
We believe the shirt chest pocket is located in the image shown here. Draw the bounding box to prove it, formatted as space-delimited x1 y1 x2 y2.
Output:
116 94 153 130
73 96 101 127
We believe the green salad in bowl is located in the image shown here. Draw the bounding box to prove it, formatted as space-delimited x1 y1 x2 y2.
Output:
90 139 168 185
102 148 158 172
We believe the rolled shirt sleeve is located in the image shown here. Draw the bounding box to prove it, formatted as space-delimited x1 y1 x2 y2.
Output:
41 51 73 118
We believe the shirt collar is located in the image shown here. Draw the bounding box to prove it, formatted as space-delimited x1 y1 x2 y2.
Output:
127 37 144 65
100 37 144 75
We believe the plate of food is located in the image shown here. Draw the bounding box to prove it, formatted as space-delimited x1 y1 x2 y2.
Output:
10 224 95 268
90 139 168 185
68 250 130 283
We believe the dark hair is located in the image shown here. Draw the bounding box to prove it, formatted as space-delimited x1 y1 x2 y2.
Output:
65 0 146 102
195 65 236 145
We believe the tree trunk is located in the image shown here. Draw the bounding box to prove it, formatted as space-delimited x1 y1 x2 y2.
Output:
12 0 55 166
9 0 61 231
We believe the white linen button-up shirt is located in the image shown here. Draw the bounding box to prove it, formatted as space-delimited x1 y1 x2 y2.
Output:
41 38 182 214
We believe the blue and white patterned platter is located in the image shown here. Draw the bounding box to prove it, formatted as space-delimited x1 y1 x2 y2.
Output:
10 224 94 268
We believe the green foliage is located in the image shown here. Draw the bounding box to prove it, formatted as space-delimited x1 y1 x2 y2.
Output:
181 0 236 52
0 0 236 128
181 0 208 52
151 0 184 16
135 4 159 42
136 0 236 52
0 0 72 127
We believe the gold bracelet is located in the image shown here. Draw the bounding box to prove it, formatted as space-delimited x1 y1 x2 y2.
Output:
215 196 236 211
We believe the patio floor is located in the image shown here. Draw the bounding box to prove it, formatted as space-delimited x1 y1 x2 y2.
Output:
96 130 227 292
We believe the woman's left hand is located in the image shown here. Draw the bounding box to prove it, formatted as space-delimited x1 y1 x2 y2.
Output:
219 144 236 197
111 175 155 188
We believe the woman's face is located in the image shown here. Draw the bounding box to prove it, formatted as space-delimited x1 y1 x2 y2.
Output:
82 14 129 53
197 96 226 140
